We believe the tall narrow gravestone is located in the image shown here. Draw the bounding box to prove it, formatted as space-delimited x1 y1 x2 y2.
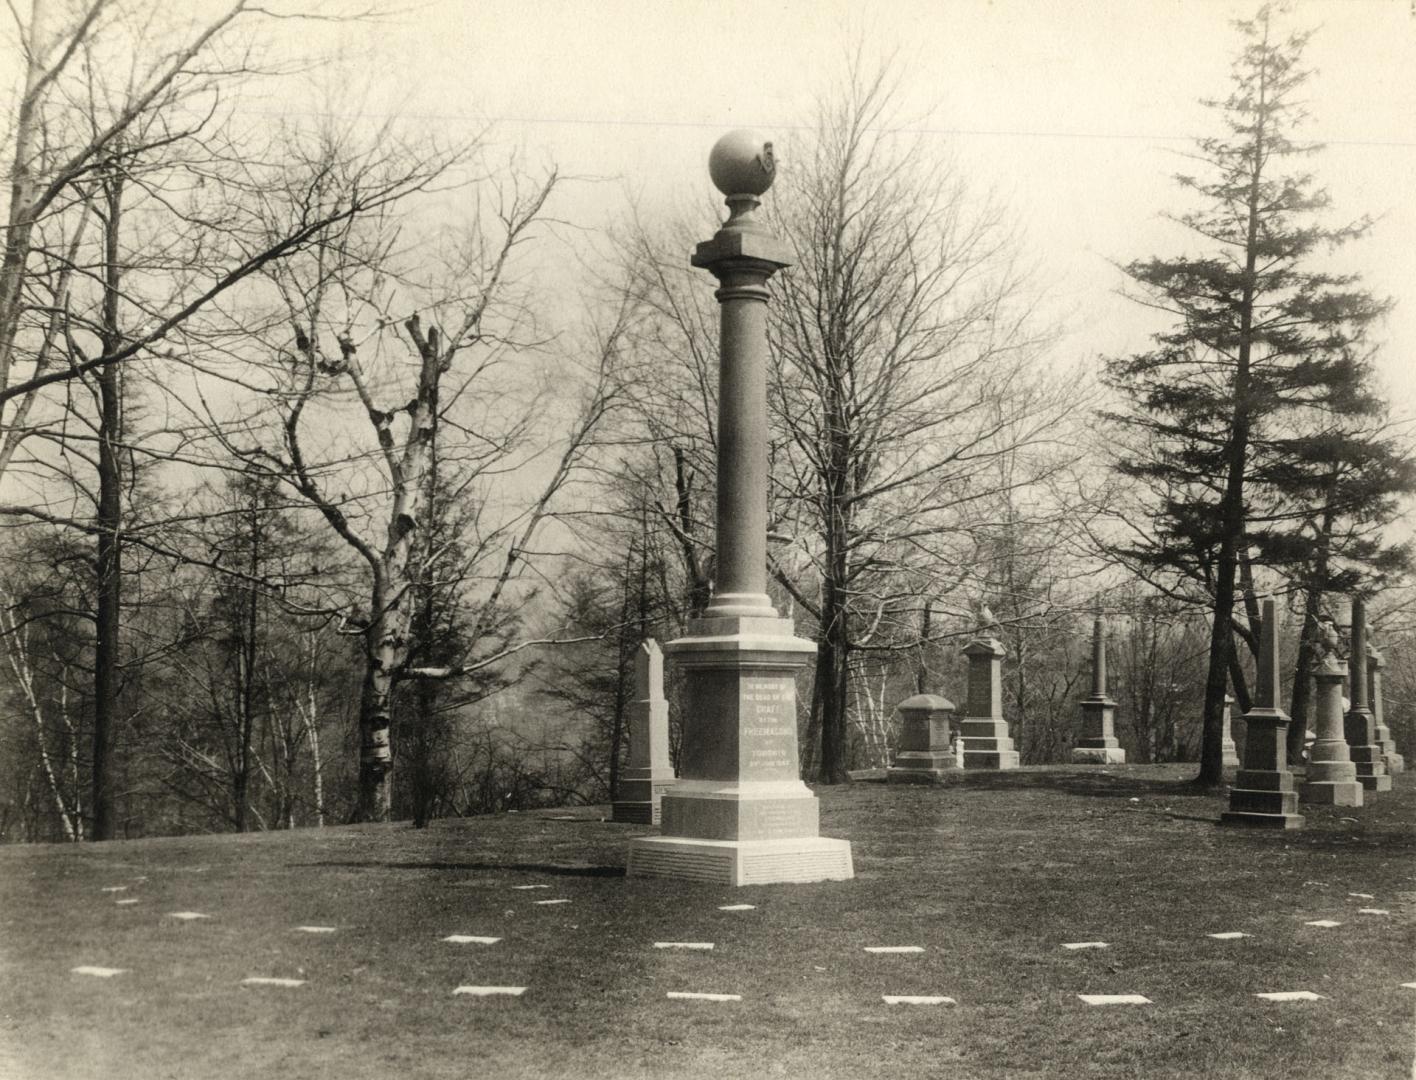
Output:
1072 616 1124 764
1343 598 1391 793
626 131 853 886
1368 641 1405 775
887 694 957 783
1221 693 1241 769
1220 599 1303 829
612 640 676 824
1299 655 1363 807
958 638 1020 769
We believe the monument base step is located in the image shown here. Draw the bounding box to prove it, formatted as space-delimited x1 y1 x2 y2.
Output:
1071 747 1126 765
1298 780 1364 807
1219 809 1305 829
610 800 658 825
1384 753 1405 774
963 750 1020 770
1226 787 1300 815
1355 771 1393 792
626 835 854 886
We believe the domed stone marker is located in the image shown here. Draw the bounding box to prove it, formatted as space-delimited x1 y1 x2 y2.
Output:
626 131 852 887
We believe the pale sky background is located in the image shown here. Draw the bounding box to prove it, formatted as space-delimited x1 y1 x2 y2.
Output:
296 0 1416 424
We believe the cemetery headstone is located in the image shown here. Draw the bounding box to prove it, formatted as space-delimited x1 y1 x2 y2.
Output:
1367 641 1404 774
612 640 677 824
1343 598 1391 793
1220 598 1303 829
1299 655 1363 807
887 693 957 782
1072 616 1125 764
958 638 1020 769
1221 693 1240 769
626 131 853 885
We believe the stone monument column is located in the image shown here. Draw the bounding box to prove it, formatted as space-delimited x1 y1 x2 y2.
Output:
1343 597 1391 793
1220 693 1240 769
1299 655 1363 807
1072 616 1124 764
626 131 853 886
958 638 1020 769
612 640 677 824
1220 599 1303 829
1368 642 1405 774
887 694 957 783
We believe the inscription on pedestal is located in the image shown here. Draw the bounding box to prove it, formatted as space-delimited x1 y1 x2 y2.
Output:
741 674 797 780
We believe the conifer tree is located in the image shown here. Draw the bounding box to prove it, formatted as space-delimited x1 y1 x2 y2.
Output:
1105 5 1393 785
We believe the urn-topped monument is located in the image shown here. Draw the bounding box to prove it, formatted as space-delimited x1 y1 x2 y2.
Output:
626 132 854 886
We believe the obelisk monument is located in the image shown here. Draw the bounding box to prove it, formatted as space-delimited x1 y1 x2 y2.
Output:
1072 615 1125 764
626 131 853 886
1220 598 1303 829
1343 597 1391 793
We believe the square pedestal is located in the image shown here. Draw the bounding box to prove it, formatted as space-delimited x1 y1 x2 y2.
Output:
1071 745 1126 765
959 719 1020 770
1349 747 1392 792
611 774 676 825
1220 769 1304 829
887 751 957 783
625 616 852 886
1299 779 1364 807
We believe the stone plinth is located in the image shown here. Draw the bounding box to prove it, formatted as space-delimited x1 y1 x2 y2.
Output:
1343 599 1391 793
1221 599 1303 829
627 615 852 885
1221 693 1240 769
1072 616 1124 765
958 637 1020 770
612 640 677 825
1300 656 1363 807
1369 645 1405 775
626 137 852 887
887 693 957 783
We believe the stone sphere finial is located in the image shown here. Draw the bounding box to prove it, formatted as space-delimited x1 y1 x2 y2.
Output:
708 129 775 197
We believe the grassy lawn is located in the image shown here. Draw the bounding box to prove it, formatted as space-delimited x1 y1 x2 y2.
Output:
2 765 1413 1080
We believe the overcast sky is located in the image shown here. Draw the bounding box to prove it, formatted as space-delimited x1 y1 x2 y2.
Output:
300 0 1416 423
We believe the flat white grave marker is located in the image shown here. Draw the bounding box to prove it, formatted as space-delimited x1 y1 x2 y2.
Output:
294 925 338 933
72 966 126 978
533 899 570 906
1207 932 1250 940
511 885 550 890
166 912 211 921
1256 991 1323 1002
1303 920 1341 928
654 942 714 950
1061 941 1109 950
1348 892 1375 900
242 977 305 988
666 991 740 1002
115 899 140 906
443 935 500 945
1401 983 1416 990
1078 994 1150 1006
883 995 956 1006
100 886 127 893
718 904 755 911
864 946 924 954
452 985 526 997
1357 908 1390 916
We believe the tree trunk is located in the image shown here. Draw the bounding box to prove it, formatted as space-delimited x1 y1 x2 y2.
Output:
91 167 125 841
